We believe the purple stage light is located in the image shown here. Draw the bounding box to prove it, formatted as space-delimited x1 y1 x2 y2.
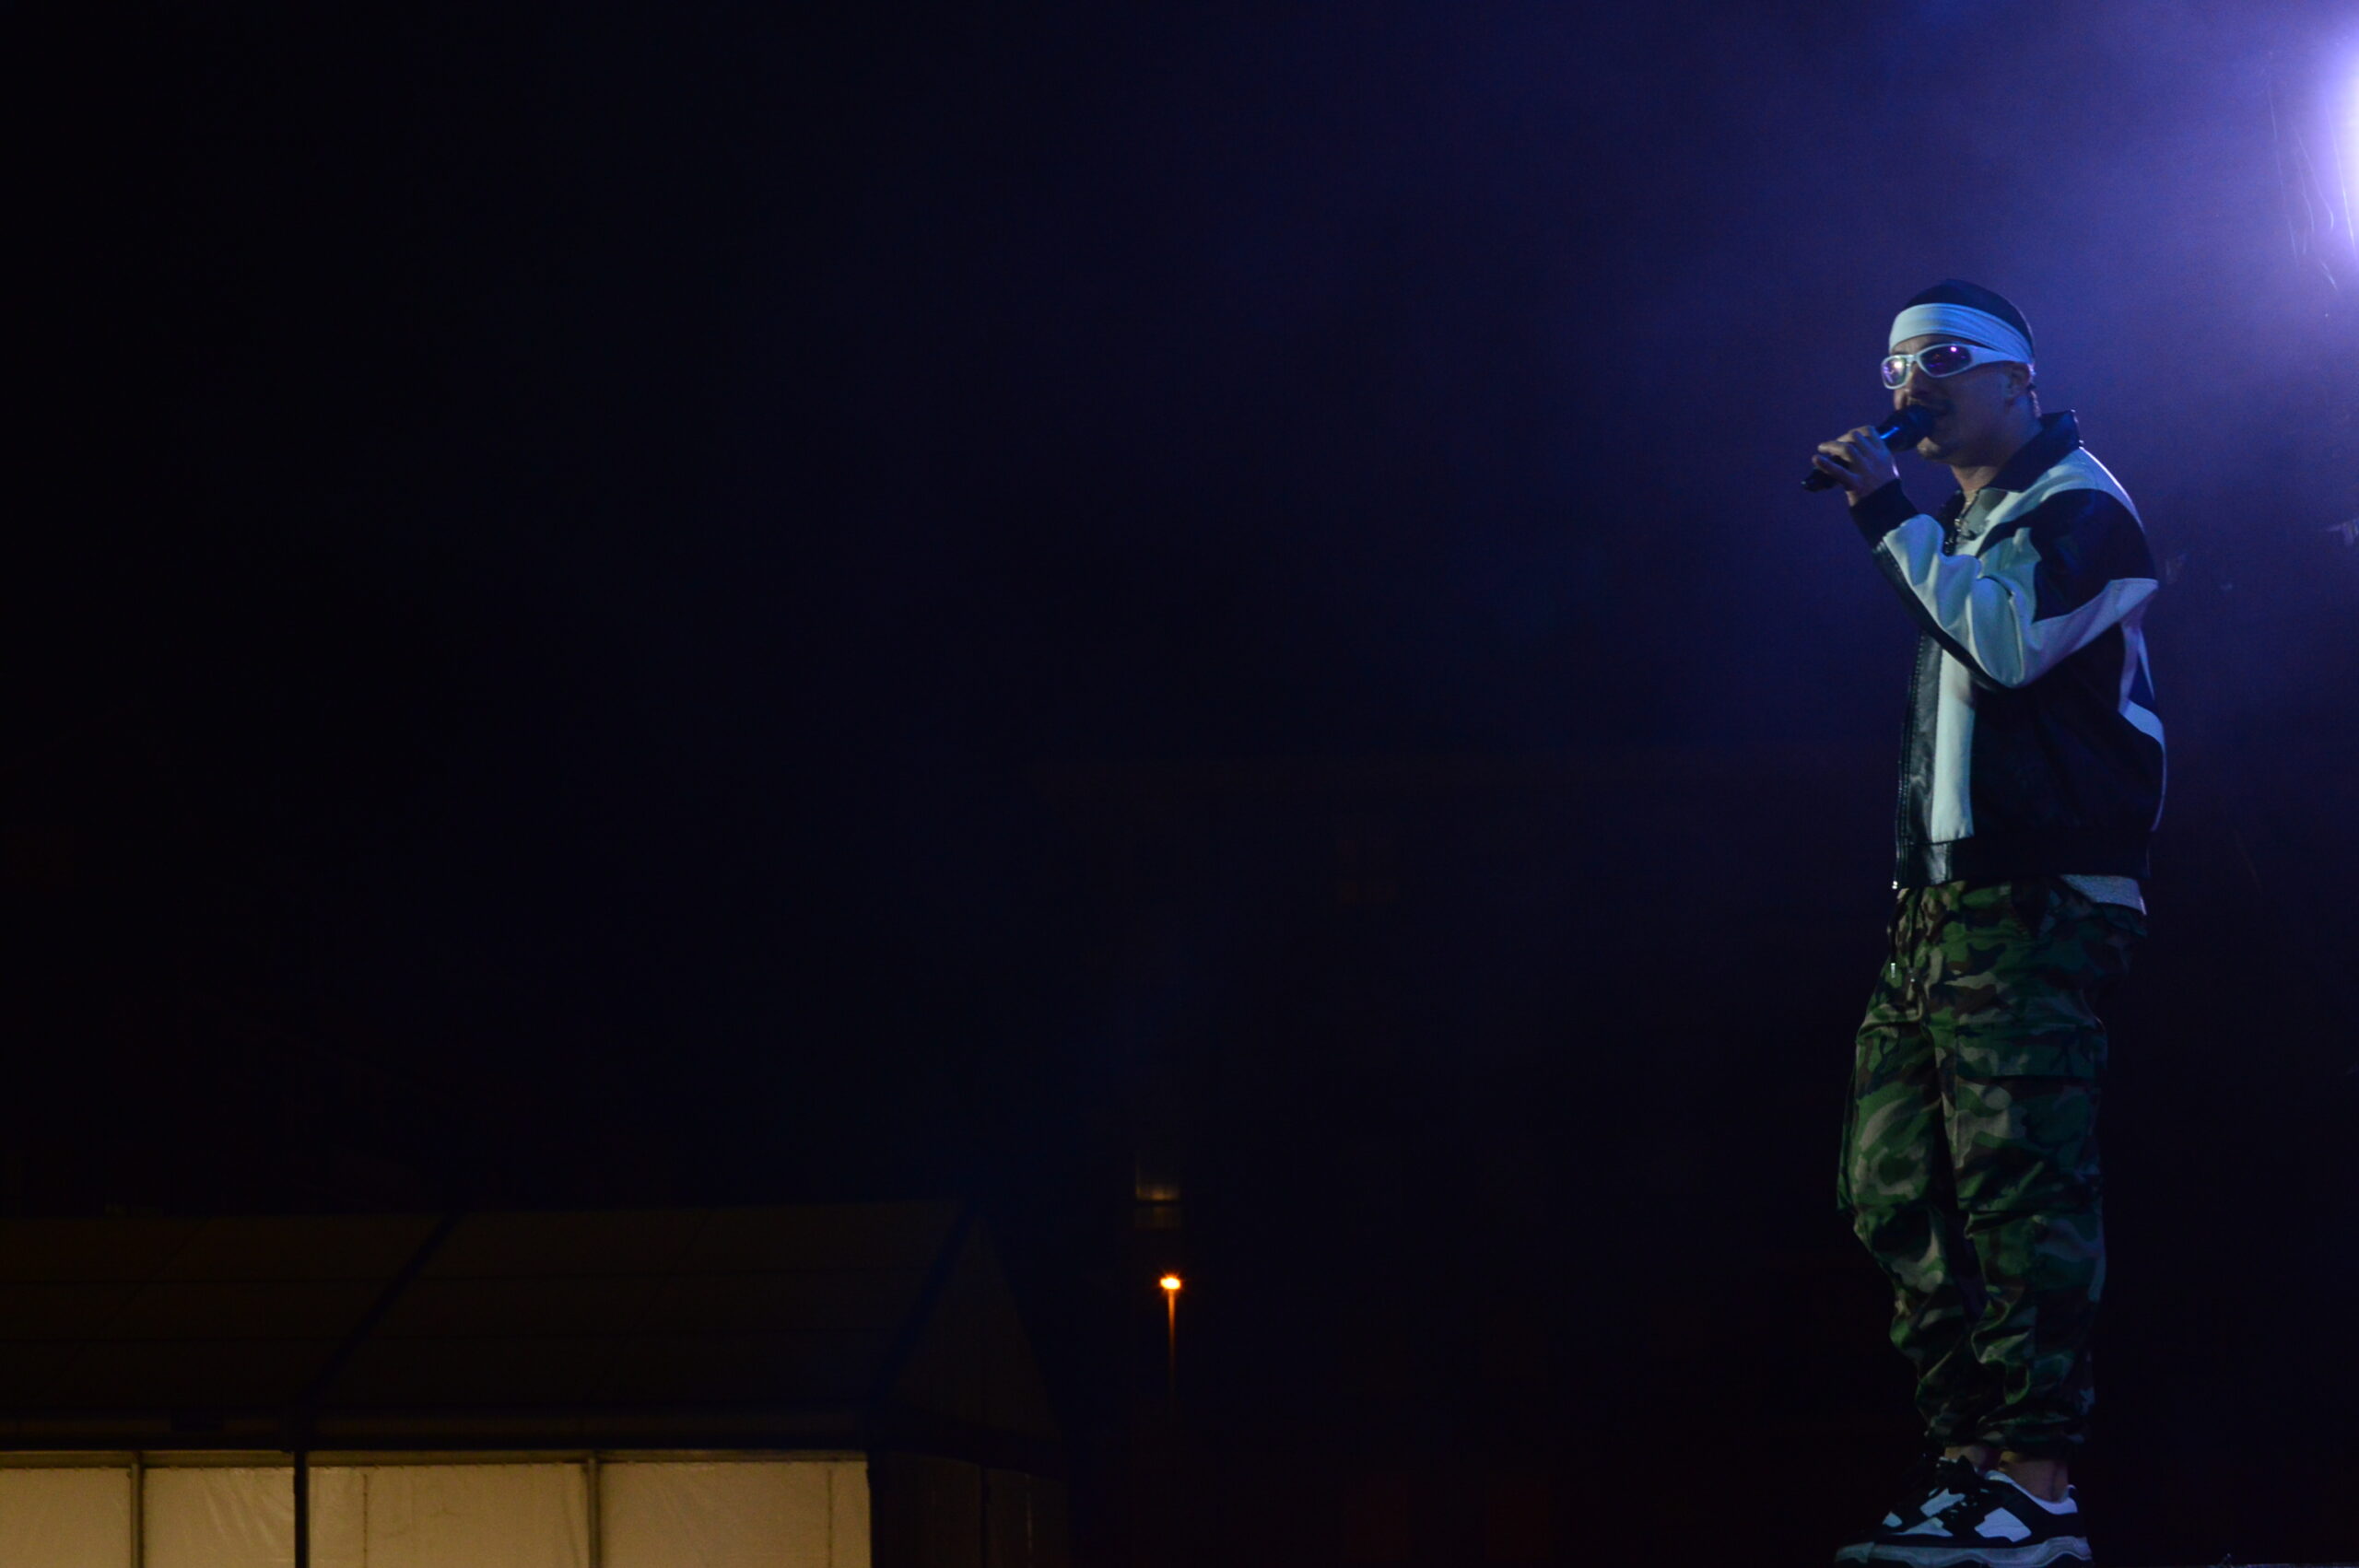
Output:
2345 66 2359 247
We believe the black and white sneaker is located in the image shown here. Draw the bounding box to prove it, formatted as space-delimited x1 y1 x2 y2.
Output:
1833 1453 1989 1563
1847 1466 2092 1567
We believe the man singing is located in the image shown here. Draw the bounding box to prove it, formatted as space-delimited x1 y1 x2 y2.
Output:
1812 280 2165 1567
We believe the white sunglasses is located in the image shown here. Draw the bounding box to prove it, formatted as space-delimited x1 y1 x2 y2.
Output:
1880 341 2029 389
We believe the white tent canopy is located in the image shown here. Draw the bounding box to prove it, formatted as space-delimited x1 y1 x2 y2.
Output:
0 1457 871 1568
0 1204 1064 1567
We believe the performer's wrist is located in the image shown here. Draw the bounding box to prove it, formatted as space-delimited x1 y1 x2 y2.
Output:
1848 478 1915 538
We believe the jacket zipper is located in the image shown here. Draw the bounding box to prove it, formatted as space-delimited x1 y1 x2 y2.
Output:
1894 637 1925 886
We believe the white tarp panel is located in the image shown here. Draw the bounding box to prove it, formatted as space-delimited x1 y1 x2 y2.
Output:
0 1467 132 1568
603 1460 868 1568
348 1465 586 1568
1 1457 865 1568
147 1467 303 1568
829 1462 872 1568
145 1467 364 1568
145 1465 584 1568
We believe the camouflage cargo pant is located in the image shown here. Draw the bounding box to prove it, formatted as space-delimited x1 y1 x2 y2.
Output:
1837 876 2145 1457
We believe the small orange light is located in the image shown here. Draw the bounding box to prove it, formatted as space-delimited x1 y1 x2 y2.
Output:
1158 1273 1182 1293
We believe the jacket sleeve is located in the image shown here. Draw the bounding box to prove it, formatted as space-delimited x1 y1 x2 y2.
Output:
1849 480 2159 689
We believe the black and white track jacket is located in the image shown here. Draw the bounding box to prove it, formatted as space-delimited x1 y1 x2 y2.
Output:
1849 410 2165 889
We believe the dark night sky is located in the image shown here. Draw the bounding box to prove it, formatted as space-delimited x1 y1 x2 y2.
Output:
18 0 2356 1185
14 0 2359 1550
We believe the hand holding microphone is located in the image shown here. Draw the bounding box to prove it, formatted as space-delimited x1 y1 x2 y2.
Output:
1802 404 1936 497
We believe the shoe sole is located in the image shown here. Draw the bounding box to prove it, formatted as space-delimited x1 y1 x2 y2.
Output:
1848 1542 2090 1568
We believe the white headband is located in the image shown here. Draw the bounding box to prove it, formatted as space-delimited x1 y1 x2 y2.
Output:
1889 303 2036 370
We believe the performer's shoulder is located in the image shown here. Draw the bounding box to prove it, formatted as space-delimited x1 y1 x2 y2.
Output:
2018 447 2141 526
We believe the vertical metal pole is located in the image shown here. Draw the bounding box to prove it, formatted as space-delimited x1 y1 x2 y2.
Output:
128 1455 143 1568
978 1464 992 1568
293 1449 310 1568
585 1454 603 1568
1164 1289 1178 1413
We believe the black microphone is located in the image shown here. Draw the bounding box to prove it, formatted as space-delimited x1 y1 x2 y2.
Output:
1802 404 1936 491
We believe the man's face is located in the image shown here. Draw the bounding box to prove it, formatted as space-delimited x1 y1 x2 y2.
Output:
1888 332 2028 464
